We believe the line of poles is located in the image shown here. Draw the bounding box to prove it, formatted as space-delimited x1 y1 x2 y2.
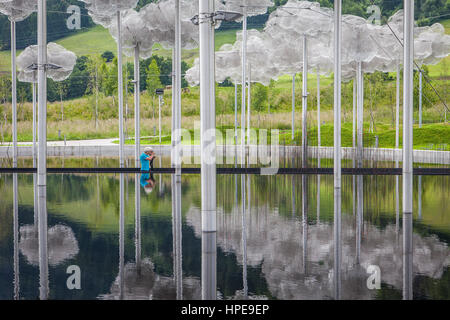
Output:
26 0 416 300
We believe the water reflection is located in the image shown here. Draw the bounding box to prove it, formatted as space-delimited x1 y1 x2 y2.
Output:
1 173 449 300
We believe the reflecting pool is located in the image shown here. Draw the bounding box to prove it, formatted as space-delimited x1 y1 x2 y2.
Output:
0 171 449 300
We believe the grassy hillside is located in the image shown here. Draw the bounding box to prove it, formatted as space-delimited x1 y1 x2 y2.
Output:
0 26 238 72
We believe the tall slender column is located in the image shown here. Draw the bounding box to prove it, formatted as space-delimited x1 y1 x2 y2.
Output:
11 21 17 168
403 0 414 301
302 35 308 167
396 64 400 152
333 0 342 301
200 0 216 300
173 0 182 176
134 45 140 167
317 69 321 160
292 73 295 141
117 11 125 168
357 61 364 168
419 69 422 128
37 1 49 298
241 6 247 166
247 64 251 147
32 82 37 166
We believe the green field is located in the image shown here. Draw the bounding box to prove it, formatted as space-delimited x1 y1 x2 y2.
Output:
0 26 239 72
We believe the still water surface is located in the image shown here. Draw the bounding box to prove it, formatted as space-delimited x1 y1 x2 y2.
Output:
0 166 449 299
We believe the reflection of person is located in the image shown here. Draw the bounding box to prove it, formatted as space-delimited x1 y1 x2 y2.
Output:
140 173 155 194
140 147 156 172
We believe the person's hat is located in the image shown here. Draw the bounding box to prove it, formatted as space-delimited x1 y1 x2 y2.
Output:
144 185 153 194
144 147 153 153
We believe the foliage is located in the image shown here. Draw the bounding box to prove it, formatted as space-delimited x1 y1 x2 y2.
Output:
101 51 115 63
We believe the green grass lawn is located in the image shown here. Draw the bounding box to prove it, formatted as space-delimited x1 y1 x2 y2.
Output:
113 123 450 151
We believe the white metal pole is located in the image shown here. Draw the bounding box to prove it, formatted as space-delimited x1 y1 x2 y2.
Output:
241 7 247 166
317 69 321 152
134 45 140 167
32 82 37 167
333 0 342 301
419 69 422 128
117 11 125 168
357 61 364 168
11 21 17 168
37 2 48 297
200 0 217 300
235 82 238 147
159 95 162 144
37 0 47 187
292 74 295 142
173 0 182 176
302 35 308 167
396 64 400 152
247 64 251 147
403 0 414 301
352 77 356 154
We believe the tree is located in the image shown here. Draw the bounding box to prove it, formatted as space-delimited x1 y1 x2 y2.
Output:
101 51 115 63
253 83 268 113
146 59 162 123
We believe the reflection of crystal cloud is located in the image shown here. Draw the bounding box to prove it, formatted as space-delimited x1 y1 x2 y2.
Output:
17 43 77 82
185 205 450 300
19 224 79 267
98 258 201 300
0 0 36 22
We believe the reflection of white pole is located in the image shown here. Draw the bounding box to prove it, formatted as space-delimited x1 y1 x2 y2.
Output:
119 173 125 300
13 173 19 299
135 174 141 274
241 7 247 166
418 175 422 220
302 175 308 274
356 175 363 265
172 174 183 299
11 21 17 168
117 12 125 168
403 0 414 301
134 45 140 167
302 35 308 167
357 61 364 168
242 175 248 299
333 0 342 301
316 174 320 223
292 74 295 141
200 0 216 299
419 70 422 128
38 184 48 300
